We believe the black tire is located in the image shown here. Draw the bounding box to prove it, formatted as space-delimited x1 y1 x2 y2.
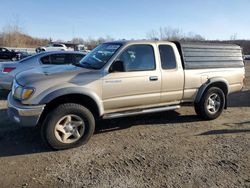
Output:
194 104 202 116
194 87 225 120
41 103 95 150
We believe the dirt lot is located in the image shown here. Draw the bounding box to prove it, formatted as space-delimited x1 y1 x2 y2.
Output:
0 62 249 188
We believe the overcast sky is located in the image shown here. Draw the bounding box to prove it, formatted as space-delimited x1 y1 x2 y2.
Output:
0 0 249 41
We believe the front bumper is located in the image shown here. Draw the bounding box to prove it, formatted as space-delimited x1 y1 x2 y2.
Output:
7 94 45 127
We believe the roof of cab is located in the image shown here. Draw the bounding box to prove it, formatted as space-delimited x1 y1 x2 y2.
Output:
104 40 241 48
103 40 165 45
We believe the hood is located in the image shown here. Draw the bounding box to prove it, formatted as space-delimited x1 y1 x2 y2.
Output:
16 64 95 86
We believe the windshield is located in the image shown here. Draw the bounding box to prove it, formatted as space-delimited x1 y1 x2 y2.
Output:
79 43 122 69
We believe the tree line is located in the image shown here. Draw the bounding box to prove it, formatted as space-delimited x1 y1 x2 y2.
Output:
0 23 49 48
0 24 250 54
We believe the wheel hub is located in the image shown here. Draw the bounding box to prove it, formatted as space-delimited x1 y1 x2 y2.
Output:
207 93 221 114
65 124 74 132
54 114 85 144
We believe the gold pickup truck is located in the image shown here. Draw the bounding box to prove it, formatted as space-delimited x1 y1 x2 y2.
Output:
7 40 245 149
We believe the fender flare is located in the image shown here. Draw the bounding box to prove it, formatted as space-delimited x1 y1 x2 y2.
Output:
195 77 229 107
38 87 104 116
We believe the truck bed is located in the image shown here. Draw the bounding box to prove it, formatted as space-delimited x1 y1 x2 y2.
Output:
174 42 244 69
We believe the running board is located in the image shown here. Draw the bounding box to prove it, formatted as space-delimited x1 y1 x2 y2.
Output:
103 105 180 119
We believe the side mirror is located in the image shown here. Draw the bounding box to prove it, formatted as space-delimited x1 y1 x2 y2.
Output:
109 60 125 73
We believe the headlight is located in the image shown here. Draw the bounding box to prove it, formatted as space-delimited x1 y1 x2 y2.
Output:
12 80 35 100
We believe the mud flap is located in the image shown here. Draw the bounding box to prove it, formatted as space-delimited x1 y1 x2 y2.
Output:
224 95 228 109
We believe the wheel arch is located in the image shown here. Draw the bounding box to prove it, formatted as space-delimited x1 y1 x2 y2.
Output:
195 77 229 108
38 88 104 124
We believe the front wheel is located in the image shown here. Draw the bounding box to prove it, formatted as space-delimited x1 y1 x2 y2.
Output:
194 87 225 120
41 103 95 150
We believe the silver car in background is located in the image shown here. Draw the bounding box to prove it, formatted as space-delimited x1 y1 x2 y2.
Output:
0 51 86 90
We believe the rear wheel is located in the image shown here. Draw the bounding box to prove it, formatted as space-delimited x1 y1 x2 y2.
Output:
41 103 95 150
194 87 225 120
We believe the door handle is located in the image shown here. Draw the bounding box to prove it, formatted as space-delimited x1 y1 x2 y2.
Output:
149 76 158 81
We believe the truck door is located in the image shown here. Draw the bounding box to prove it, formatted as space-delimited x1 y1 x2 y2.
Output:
158 44 184 103
102 44 161 112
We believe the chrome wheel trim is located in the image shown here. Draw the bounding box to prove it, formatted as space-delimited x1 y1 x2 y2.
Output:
207 93 221 114
54 114 85 144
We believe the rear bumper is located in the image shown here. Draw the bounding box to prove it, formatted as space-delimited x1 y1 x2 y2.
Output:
7 94 45 127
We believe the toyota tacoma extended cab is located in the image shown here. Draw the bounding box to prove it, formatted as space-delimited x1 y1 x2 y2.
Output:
7 40 245 150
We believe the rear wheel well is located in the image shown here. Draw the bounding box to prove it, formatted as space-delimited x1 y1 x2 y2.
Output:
197 81 228 109
206 82 228 96
39 94 99 124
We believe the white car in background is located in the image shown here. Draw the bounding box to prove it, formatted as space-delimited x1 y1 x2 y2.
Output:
36 43 68 52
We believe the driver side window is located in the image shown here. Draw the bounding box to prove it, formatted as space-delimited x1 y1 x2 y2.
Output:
117 45 155 72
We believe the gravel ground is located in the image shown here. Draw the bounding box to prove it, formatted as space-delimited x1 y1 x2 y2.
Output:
0 62 249 188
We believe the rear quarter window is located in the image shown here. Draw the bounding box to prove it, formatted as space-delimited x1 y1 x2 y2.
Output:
41 54 72 64
50 54 73 65
41 55 50 64
50 54 66 64
159 45 177 69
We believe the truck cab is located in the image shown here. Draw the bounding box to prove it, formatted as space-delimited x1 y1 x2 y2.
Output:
102 41 184 114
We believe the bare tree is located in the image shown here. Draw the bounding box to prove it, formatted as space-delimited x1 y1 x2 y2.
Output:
105 35 115 42
146 27 205 41
160 27 184 40
1 17 25 47
71 37 85 44
81 36 115 50
230 33 237 40
146 29 159 40
183 32 205 41
0 17 49 48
